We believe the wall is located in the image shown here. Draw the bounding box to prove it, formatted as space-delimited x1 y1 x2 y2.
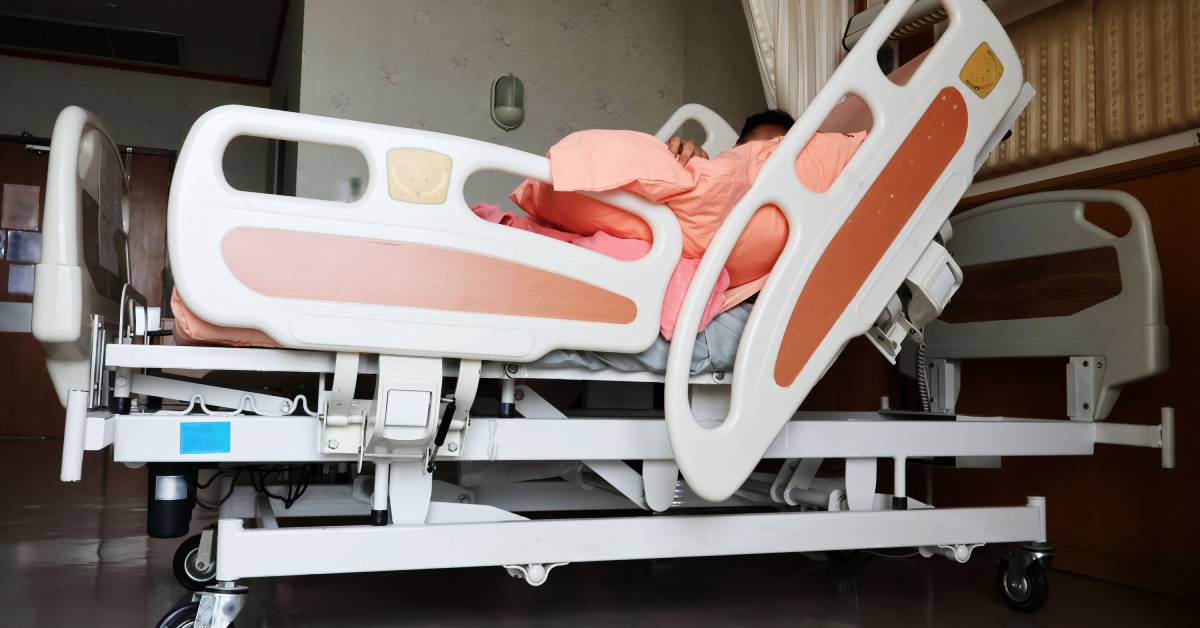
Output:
0 55 271 192
295 0 764 205
683 0 769 136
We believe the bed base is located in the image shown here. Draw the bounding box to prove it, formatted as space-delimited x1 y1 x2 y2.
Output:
89 372 1168 628
29 0 1176 624
62 315 1175 628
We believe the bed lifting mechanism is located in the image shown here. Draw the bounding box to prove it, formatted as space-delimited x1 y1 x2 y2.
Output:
318 354 479 469
869 220 962 363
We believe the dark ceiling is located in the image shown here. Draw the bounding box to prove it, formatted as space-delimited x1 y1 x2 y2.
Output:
0 0 286 83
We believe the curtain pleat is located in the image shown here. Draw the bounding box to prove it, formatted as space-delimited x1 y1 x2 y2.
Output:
740 0 1200 179
741 0 853 116
1095 0 1200 148
980 0 1097 177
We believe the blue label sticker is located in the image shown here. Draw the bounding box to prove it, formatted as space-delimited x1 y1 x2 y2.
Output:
180 422 231 454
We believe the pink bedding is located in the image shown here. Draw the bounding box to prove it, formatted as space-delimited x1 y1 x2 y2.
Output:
511 130 867 288
172 288 278 348
472 203 728 339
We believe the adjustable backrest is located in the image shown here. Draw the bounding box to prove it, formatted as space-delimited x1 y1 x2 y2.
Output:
663 0 1028 501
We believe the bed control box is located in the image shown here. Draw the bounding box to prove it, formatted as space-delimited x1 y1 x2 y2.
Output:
868 239 963 363
904 240 963 330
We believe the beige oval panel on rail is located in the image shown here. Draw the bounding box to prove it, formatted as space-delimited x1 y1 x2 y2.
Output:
387 148 453 203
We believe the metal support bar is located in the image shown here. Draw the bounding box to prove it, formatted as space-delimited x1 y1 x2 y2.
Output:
371 462 390 525
60 390 90 482
388 460 432 525
845 458 877 511
131 374 294 414
1067 356 1103 420
1094 410 1175 470
642 460 679 512
499 378 517 418
893 455 908 510
100 414 1172 464
581 460 647 509
213 502 1047 580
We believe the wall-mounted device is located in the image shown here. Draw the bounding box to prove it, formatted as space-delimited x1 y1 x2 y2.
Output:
491 73 524 131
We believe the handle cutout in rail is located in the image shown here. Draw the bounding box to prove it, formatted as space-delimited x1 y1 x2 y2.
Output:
222 135 369 203
1083 203 1133 238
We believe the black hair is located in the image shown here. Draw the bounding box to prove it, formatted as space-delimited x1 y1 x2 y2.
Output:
737 109 795 143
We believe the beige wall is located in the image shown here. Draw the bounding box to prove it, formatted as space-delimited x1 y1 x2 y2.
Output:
0 55 271 192
295 0 764 205
684 0 769 139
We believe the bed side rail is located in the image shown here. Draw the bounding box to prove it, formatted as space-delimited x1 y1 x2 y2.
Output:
654 103 740 158
664 0 1026 501
168 107 682 360
32 106 130 406
924 190 1168 420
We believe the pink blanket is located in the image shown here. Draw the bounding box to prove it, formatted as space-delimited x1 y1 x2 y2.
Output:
513 130 867 291
472 204 728 339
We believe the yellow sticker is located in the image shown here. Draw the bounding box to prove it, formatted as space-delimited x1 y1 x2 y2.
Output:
387 148 453 204
960 42 1003 99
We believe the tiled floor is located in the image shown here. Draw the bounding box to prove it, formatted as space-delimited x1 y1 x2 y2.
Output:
0 439 1193 627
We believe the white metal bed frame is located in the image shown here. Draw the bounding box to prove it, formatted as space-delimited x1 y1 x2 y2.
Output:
30 1 1176 626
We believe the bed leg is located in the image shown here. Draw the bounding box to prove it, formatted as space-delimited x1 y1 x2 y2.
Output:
892 455 907 510
499 378 516 418
110 366 132 414
371 462 390 525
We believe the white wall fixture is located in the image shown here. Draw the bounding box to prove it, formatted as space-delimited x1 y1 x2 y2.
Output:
491 74 524 131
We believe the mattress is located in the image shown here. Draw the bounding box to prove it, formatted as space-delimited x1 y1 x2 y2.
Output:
532 302 749 374
171 288 748 375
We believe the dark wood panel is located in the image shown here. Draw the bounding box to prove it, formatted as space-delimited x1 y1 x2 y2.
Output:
940 246 1122 324
0 140 59 436
0 334 66 437
126 153 172 308
0 142 172 437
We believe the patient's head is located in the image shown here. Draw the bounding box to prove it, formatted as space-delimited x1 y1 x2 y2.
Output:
737 109 795 144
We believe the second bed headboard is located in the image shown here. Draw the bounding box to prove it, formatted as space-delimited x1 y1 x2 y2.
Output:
923 189 1168 420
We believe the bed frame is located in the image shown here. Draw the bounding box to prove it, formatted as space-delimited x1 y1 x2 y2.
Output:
30 1 1174 626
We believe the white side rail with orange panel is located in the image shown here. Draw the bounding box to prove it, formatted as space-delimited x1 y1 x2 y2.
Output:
30 1 1174 626
665 0 1027 502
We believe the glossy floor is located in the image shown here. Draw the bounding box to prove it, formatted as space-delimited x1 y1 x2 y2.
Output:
0 440 1193 627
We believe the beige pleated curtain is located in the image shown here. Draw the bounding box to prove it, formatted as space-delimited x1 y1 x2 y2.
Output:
741 0 855 116
742 0 1200 178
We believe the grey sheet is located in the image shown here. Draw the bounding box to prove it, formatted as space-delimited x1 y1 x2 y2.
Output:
532 302 751 374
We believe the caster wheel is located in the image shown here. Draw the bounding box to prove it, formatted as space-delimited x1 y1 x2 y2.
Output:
174 534 217 591
155 602 237 628
996 560 1048 613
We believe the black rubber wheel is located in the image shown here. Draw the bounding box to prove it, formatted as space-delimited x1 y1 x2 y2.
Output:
155 602 236 628
173 534 217 591
155 603 198 628
996 560 1049 613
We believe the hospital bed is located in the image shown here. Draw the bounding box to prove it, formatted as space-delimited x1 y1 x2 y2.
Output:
30 1 1174 626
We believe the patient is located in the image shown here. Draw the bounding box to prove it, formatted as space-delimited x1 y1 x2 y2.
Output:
664 109 797 166
489 106 866 340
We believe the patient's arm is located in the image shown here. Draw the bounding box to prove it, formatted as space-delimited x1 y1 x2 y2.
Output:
666 135 708 165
